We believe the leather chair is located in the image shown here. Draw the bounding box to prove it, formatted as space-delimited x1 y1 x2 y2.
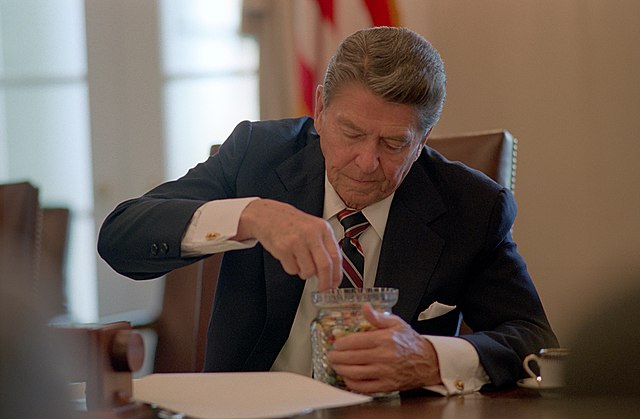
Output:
429 129 517 191
0 182 72 318
152 130 517 372
0 182 41 305
39 207 71 317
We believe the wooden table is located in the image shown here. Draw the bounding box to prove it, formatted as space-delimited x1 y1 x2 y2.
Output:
48 320 636 419
70 384 640 418
296 387 640 419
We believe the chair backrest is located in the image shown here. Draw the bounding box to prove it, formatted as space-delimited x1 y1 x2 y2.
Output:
0 182 41 302
1 183 72 320
152 254 222 373
39 207 71 317
428 129 517 191
153 131 518 371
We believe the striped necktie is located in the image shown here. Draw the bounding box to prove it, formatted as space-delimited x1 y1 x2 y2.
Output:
337 209 370 288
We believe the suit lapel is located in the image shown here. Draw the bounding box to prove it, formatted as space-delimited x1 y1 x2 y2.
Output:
264 136 325 312
273 139 326 214
374 159 447 322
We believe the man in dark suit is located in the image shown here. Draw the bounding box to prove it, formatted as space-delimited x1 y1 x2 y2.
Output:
98 27 557 395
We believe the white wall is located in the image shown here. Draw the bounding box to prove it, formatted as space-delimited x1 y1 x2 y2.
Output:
398 0 640 343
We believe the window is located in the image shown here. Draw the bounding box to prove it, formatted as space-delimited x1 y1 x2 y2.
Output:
0 0 259 323
160 0 259 179
0 0 96 322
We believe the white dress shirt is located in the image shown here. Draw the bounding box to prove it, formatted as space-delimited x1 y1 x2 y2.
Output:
181 175 489 395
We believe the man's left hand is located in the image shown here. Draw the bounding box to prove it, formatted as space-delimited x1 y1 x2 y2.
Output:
326 303 442 394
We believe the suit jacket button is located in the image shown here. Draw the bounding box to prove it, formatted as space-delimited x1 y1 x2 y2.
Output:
160 242 169 255
455 379 465 392
150 243 159 256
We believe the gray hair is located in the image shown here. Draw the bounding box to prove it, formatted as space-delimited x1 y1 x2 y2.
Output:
322 26 446 132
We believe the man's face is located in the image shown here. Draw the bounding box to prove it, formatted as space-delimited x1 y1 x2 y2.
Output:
314 83 429 210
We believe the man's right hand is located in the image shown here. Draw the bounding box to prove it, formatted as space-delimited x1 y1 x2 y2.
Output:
234 199 342 290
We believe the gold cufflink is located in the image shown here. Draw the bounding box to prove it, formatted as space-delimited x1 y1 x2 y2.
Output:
205 232 221 240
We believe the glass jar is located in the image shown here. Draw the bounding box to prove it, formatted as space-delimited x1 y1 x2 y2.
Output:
310 287 399 392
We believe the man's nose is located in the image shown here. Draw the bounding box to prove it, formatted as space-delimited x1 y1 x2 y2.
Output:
354 140 380 173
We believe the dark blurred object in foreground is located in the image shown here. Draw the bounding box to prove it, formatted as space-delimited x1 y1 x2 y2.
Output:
1 182 73 417
564 275 640 398
0 280 74 418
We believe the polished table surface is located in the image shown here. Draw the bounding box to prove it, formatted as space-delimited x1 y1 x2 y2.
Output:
71 385 640 418
295 387 640 419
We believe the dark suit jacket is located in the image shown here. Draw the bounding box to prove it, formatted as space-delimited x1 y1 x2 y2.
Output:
98 117 558 389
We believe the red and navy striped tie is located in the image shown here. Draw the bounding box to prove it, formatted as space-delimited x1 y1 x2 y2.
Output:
337 209 370 288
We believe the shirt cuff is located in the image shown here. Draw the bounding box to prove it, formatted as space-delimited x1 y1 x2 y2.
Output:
422 335 490 396
181 197 259 256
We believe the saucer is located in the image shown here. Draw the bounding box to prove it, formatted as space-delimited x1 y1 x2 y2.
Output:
517 377 563 391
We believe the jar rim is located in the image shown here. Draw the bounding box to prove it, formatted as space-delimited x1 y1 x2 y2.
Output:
311 287 399 306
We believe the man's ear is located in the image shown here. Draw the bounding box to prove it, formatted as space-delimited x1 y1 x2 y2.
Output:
313 85 325 134
415 127 433 161
421 127 433 147
313 85 324 121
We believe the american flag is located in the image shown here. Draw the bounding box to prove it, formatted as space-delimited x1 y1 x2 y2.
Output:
293 0 400 116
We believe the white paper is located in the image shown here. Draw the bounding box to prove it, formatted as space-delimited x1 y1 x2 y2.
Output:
133 372 372 419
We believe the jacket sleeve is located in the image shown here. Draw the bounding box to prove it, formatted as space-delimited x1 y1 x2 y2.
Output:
459 189 559 389
97 121 254 279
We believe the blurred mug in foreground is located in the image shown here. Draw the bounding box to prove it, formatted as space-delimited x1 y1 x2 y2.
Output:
523 348 570 388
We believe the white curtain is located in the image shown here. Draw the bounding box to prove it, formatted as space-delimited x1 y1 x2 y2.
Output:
241 0 297 119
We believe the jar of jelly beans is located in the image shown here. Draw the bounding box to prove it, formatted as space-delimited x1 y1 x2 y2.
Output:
310 287 399 392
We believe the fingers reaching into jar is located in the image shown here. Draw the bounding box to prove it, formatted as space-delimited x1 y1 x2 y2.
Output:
235 198 342 290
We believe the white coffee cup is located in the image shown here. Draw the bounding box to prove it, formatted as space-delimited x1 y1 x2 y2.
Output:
523 348 570 388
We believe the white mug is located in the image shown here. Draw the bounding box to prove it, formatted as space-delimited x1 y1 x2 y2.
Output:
523 348 570 388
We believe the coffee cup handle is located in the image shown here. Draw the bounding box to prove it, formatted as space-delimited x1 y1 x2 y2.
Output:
523 354 540 379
